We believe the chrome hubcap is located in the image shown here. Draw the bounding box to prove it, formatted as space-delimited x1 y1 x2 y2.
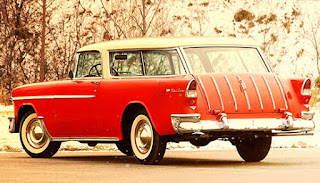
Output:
135 121 152 154
27 119 47 148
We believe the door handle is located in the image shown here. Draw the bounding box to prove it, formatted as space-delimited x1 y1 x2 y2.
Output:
91 81 99 85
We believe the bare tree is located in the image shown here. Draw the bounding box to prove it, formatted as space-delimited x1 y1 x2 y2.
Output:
99 0 172 39
0 0 41 103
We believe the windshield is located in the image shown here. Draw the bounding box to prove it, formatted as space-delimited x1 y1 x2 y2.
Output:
183 47 269 74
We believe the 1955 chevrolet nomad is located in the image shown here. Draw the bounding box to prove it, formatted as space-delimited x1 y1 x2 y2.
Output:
8 37 315 164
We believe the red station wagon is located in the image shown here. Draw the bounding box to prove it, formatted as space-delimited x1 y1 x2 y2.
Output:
8 37 315 164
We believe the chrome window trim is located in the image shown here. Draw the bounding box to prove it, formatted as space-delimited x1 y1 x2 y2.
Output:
237 76 251 111
211 76 225 112
275 76 288 110
178 47 193 74
224 75 238 111
250 75 264 111
12 95 96 101
74 50 104 79
263 76 276 111
108 48 189 78
257 47 274 73
197 77 211 113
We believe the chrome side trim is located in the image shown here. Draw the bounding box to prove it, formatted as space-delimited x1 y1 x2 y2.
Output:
263 76 276 111
224 76 238 111
52 137 119 142
237 76 251 111
211 76 225 112
197 77 211 113
275 76 288 110
37 116 53 141
272 131 314 136
250 76 263 111
12 95 96 101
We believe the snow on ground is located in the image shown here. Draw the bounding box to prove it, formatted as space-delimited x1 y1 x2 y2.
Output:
0 105 319 152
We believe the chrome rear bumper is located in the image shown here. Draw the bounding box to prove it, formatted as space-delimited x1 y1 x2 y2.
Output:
171 112 315 135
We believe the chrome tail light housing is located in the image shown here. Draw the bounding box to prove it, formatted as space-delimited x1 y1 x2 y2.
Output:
185 79 197 98
301 78 312 96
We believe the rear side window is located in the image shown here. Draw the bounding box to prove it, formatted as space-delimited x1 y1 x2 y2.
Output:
109 51 143 76
143 50 186 76
109 49 186 76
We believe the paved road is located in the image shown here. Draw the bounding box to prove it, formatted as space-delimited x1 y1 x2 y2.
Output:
0 149 319 183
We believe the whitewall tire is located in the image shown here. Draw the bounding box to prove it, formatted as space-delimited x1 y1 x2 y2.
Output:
20 112 60 158
130 112 167 165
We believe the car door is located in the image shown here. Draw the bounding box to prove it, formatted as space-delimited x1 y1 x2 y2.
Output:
53 51 102 137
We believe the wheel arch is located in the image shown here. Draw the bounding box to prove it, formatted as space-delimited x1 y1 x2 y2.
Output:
121 102 156 140
16 104 36 133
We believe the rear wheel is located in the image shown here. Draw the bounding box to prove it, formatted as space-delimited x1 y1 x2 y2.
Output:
20 112 61 158
130 112 167 165
236 135 272 162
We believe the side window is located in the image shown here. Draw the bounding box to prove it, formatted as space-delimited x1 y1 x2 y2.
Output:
185 51 206 74
75 52 102 78
110 51 143 76
143 50 186 76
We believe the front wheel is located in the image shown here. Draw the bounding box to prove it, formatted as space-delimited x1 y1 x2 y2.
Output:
20 112 61 158
130 113 167 165
236 135 272 162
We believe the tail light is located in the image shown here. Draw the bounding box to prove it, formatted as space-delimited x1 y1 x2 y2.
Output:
301 79 311 96
185 79 197 98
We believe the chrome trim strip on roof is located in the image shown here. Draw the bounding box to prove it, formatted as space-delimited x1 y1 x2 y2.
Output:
211 76 225 112
52 137 119 142
12 95 96 101
224 76 238 111
263 76 276 111
197 77 211 113
250 75 264 111
275 76 288 110
237 76 251 111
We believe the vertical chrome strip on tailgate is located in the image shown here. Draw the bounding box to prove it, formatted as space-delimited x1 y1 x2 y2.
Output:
250 76 264 111
211 76 225 112
263 76 276 111
197 77 211 113
224 76 238 111
274 76 288 110
237 76 251 111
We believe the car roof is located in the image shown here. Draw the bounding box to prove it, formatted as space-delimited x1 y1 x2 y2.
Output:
77 36 259 52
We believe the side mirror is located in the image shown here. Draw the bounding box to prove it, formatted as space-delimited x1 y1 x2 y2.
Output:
68 70 74 80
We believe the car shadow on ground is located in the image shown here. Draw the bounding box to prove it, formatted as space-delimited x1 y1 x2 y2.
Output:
25 152 307 168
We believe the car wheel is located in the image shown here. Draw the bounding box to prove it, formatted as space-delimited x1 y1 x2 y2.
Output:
236 136 272 162
20 112 61 158
130 112 167 165
115 140 133 156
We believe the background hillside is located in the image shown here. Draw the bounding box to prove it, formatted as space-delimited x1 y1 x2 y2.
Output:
1 0 320 104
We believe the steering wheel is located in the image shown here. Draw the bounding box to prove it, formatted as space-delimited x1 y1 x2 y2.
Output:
87 64 101 77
